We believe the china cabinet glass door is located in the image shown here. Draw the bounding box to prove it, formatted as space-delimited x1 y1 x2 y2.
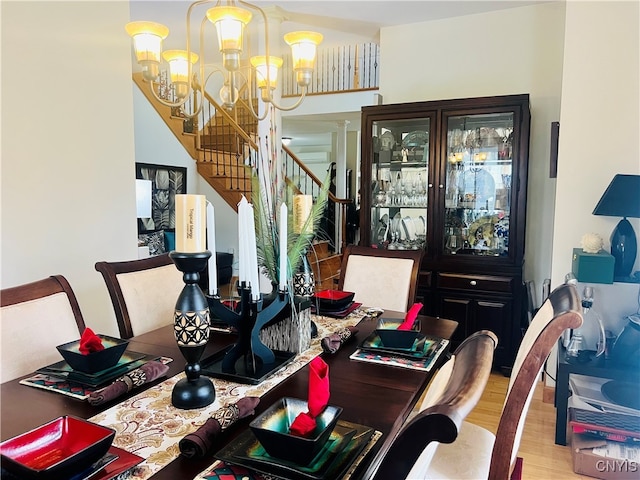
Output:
370 118 431 250
443 112 514 257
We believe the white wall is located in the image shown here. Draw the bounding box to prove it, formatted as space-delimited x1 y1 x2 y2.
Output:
551 1 639 344
379 2 566 300
1 1 137 336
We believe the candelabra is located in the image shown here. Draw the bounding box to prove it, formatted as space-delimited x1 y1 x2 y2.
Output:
203 284 294 384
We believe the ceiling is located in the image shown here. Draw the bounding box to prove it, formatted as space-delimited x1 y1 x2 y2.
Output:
129 1 545 146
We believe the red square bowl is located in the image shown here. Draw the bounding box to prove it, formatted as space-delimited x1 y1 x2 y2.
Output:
0 416 115 479
314 290 355 311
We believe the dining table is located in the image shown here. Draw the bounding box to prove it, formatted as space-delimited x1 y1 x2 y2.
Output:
1 310 457 480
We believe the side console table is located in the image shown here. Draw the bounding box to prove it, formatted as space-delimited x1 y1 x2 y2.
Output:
555 340 640 445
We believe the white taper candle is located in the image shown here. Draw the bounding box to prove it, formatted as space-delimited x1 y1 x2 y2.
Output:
206 201 217 296
279 203 288 291
247 202 260 301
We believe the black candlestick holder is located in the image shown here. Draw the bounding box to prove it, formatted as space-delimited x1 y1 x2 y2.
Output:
169 251 216 409
202 284 295 384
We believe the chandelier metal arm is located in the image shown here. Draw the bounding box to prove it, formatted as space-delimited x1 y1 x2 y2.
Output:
265 88 309 111
237 69 270 122
200 82 260 151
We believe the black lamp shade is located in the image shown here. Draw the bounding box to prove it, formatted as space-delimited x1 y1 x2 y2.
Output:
592 174 640 218
593 174 640 279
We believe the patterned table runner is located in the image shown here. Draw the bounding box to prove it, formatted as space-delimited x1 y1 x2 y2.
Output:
89 310 367 480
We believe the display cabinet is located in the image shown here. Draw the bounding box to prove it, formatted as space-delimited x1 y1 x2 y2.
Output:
360 95 531 369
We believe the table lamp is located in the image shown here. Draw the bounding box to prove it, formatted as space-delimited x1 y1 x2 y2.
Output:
136 179 152 233
592 174 640 280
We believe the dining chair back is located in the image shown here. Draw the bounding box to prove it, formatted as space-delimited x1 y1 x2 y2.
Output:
95 254 183 339
372 330 498 479
1 275 86 382
338 245 423 312
412 282 582 479
489 282 582 478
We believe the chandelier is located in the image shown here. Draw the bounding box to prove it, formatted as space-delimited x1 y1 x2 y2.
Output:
125 1 323 121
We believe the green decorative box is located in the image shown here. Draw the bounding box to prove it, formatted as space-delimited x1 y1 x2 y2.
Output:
571 248 615 284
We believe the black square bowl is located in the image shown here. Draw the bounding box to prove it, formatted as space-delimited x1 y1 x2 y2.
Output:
249 397 343 465
0 416 115 479
56 335 129 374
375 317 422 350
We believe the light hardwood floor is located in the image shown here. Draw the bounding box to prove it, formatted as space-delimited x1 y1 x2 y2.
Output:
465 372 591 479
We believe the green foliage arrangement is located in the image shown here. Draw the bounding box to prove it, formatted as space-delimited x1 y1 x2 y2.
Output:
252 169 331 288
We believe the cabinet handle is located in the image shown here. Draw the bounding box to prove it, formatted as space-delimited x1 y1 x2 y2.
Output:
428 183 433 188
470 280 477 286
439 184 444 189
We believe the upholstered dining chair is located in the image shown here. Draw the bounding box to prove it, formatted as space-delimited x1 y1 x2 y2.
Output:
1 275 87 382
338 245 423 312
95 253 183 338
383 282 582 480
372 330 498 479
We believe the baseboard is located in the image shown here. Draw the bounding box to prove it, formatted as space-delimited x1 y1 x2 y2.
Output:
543 385 555 404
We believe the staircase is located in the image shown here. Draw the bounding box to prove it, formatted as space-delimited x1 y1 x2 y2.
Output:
132 73 348 289
307 240 342 291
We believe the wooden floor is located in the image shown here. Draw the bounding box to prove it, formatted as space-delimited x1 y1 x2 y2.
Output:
465 372 591 479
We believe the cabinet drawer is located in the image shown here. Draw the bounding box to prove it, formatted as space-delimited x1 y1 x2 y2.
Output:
437 273 513 294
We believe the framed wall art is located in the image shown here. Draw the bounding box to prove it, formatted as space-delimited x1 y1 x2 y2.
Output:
136 163 187 233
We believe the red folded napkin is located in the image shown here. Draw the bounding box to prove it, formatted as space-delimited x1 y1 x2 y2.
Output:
290 357 330 437
321 326 358 354
79 327 104 355
397 303 423 331
179 397 260 458
87 360 169 406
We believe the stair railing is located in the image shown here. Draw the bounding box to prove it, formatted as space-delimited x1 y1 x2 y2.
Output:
283 146 352 254
133 72 352 254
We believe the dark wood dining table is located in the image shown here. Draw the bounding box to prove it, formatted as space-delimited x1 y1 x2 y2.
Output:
1 312 457 479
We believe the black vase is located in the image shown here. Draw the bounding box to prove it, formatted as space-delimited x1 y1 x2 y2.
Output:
611 218 637 279
293 252 315 298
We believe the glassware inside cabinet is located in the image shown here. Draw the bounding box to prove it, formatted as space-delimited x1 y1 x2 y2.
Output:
370 117 430 250
444 112 514 257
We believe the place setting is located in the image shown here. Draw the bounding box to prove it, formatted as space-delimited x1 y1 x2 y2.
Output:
195 357 379 480
350 303 450 372
0 328 177 479
19 327 172 402
0 415 144 480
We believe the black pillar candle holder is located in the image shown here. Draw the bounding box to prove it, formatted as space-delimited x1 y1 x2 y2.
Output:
169 251 216 409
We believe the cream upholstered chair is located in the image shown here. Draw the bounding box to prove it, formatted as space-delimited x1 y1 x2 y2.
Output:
372 330 498 479
95 254 183 338
394 283 582 480
338 245 423 312
1 275 86 382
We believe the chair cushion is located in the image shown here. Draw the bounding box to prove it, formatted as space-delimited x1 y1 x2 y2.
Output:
411 421 495 479
1 293 82 382
418 355 456 411
342 255 415 312
116 264 183 336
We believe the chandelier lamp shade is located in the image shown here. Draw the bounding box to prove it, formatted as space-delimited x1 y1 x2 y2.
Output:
125 1 323 120
592 174 640 280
